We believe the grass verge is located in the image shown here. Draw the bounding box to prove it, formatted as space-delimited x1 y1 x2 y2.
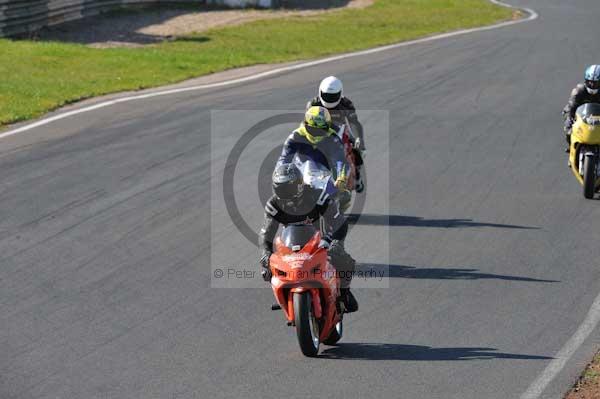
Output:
0 0 513 127
565 351 600 399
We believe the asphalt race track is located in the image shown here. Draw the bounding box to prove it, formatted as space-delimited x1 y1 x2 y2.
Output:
2 1 600 398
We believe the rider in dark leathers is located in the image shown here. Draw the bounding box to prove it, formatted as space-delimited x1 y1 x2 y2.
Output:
563 65 600 152
259 163 358 313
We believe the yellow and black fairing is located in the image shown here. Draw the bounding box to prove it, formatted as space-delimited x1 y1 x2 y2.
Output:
569 103 600 192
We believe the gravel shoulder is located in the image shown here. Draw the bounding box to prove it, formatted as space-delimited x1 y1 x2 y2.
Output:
565 352 600 399
36 0 373 48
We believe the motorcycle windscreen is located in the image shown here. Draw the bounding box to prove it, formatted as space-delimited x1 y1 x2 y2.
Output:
293 156 338 198
280 224 318 250
576 103 600 126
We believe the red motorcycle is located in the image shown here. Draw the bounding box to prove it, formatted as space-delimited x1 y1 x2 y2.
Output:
269 223 344 357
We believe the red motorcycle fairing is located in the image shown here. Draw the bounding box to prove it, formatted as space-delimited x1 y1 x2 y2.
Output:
269 230 342 341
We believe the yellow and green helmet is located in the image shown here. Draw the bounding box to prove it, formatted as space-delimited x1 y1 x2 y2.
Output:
297 106 336 145
304 106 332 130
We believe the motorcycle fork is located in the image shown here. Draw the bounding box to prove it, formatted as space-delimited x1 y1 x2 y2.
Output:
288 288 323 322
578 145 599 175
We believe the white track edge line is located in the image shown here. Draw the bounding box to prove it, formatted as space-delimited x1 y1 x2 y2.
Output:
0 0 537 140
520 290 600 399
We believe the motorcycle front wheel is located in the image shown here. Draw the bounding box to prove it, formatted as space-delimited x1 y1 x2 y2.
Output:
583 154 596 199
293 292 320 357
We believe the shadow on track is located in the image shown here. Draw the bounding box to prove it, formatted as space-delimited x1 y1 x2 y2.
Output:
357 263 559 283
347 213 538 230
319 343 553 361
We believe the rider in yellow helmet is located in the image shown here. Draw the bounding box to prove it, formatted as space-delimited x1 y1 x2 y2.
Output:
278 106 350 192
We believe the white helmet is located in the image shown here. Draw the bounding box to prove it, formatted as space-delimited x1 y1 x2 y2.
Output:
318 76 343 108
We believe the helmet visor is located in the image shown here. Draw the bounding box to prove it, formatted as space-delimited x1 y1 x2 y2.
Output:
305 125 329 138
320 91 341 105
586 79 600 90
274 182 303 200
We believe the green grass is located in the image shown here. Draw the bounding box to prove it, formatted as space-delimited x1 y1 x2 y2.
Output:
0 0 513 126
583 353 600 381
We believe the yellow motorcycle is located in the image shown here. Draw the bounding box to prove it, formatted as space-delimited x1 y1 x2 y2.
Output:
569 103 600 199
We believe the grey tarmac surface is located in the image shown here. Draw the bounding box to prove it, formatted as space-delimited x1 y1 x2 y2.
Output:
2 1 600 398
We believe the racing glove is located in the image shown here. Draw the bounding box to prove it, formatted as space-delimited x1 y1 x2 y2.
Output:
318 235 332 249
564 117 574 132
318 239 331 249
335 162 349 191
334 178 347 191
260 251 272 282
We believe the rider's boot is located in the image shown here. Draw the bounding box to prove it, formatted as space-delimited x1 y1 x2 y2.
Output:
355 166 365 193
341 288 358 313
353 147 365 193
